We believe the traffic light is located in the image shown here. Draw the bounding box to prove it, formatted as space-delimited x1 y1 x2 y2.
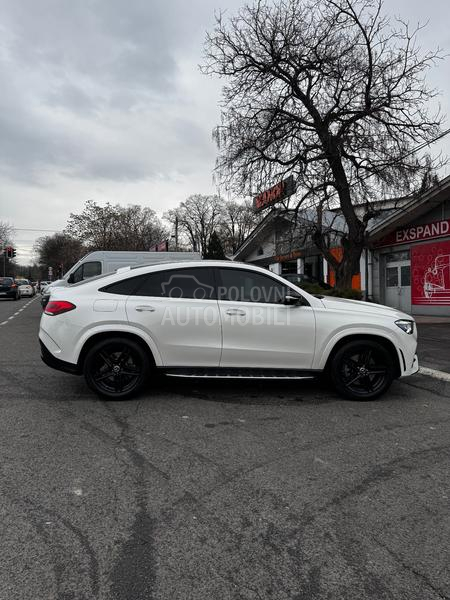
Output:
12 248 16 258
4 246 16 259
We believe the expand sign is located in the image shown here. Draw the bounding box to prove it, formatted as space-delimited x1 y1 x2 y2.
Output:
376 218 450 247
253 175 296 212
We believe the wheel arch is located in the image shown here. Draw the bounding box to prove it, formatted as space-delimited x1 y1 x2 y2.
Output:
76 330 157 372
323 333 402 378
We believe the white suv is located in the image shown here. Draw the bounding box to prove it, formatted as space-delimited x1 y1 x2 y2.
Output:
39 261 418 400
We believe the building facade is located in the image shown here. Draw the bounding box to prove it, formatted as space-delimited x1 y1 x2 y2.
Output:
234 175 450 317
369 175 450 316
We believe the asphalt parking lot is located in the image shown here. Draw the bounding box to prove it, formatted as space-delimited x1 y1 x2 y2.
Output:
0 297 449 600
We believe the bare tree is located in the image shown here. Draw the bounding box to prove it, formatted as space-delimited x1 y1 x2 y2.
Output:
164 195 223 256
65 201 167 251
34 233 84 278
203 0 446 287
220 199 262 254
0 221 14 247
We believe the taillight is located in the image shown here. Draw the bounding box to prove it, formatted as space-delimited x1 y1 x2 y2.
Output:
11 284 17 288
44 301 76 316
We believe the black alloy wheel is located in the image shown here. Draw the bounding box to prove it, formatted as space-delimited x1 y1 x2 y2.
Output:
330 340 394 400
84 337 150 399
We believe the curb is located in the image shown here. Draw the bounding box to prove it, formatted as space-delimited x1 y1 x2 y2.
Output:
419 366 450 383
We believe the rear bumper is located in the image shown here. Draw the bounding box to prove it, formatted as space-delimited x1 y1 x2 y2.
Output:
40 340 80 375
0 291 18 298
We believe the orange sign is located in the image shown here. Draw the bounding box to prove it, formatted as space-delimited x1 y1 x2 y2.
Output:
253 176 295 212
327 247 361 290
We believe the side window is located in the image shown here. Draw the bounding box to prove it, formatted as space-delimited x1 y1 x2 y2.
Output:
217 268 293 304
72 261 101 284
100 275 148 295
71 265 83 284
82 261 102 280
135 268 216 299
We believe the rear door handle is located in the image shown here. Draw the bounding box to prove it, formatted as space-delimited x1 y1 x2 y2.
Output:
225 308 246 316
135 305 155 312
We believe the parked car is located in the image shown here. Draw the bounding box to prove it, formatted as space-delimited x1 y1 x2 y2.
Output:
282 273 332 290
39 261 418 401
39 281 51 294
0 277 20 300
15 279 35 297
40 250 202 308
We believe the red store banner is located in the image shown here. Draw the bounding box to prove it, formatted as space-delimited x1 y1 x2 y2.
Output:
411 240 450 305
376 218 450 247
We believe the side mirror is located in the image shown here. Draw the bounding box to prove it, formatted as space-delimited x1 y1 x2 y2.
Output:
284 294 303 306
67 273 75 284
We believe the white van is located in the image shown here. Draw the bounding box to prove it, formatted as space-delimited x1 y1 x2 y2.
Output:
41 250 201 306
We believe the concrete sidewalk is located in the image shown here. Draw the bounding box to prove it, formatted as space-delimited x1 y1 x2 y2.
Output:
416 321 450 374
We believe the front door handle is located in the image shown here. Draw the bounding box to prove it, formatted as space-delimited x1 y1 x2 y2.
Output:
135 305 155 312
225 308 246 316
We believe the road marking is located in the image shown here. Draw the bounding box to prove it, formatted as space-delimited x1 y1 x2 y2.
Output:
420 366 450 382
0 296 37 326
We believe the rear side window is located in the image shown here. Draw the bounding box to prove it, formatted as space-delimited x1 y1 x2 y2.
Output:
136 268 216 299
100 268 216 299
100 275 148 295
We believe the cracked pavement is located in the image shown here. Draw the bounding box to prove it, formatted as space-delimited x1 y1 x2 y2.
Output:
0 298 449 600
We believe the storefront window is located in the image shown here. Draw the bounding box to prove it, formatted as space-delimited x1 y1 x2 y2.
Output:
281 260 297 274
386 267 398 287
385 250 410 262
401 265 411 287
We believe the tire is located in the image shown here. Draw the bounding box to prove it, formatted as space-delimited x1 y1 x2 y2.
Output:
83 337 151 399
13 293 18 301
329 340 395 401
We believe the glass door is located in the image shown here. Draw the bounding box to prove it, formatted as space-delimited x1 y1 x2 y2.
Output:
385 252 411 313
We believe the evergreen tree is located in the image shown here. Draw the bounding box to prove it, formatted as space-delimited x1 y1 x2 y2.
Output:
205 231 226 260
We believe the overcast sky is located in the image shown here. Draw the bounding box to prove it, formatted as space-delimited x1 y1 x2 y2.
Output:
0 0 449 265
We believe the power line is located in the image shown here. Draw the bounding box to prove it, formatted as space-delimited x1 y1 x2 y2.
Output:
13 228 62 233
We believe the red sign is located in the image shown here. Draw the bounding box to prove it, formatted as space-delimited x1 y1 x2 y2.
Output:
253 176 295 212
411 240 450 305
149 240 168 252
376 218 450 247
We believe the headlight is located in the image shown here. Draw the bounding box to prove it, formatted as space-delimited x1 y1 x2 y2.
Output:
395 319 414 335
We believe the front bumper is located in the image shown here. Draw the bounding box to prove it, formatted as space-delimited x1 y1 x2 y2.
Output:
40 340 80 375
399 353 419 377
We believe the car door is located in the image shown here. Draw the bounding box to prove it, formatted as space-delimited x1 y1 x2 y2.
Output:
216 267 316 369
125 267 221 367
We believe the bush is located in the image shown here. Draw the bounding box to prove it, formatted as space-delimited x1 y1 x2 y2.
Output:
299 283 363 300
326 287 363 300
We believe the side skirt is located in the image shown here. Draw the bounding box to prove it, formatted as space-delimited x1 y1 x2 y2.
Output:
160 367 321 380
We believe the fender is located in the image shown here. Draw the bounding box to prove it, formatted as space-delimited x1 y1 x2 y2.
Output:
73 323 163 366
313 324 403 371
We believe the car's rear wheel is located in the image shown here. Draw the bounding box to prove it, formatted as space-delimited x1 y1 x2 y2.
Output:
329 340 395 401
83 337 150 399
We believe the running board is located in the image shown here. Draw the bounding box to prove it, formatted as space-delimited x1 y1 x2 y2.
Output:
161 367 319 380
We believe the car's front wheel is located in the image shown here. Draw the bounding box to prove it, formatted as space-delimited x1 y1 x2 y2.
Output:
83 337 150 399
329 340 395 401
